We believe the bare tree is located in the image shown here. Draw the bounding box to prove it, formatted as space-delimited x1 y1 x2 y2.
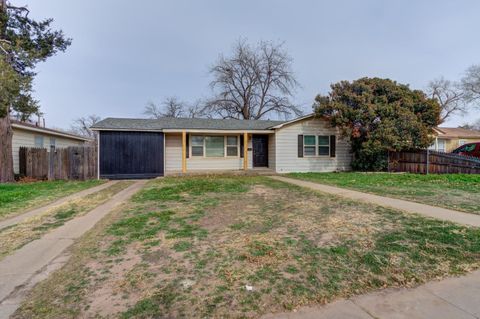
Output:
204 39 302 120
426 77 467 123
186 99 209 118
461 64 480 104
70 114 101 140
144 97 186 118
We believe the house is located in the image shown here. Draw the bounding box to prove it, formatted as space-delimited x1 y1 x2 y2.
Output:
11 120 91 174
90 114 352 179
430 127 480 153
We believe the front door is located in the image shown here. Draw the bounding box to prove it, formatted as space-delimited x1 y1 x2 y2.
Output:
252 135 268 167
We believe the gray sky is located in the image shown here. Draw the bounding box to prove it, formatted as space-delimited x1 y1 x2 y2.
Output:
23 0 480 129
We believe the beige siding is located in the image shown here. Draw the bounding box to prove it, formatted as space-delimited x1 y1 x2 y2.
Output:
268 134 276 170
164 133 253 174
274 118 351 173
446 138 480 152
12 128 84 174
165 133 182 172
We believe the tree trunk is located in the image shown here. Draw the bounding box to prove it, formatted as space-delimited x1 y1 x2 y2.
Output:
0 107 14 182
0 0 14 182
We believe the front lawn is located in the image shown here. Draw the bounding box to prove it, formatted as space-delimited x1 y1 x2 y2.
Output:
0 179 105 220
288 172 480 215
14 176 480 318
0 181 133 261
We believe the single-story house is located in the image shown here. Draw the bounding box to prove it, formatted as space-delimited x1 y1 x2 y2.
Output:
12 120 91 174
91 114 352 179
430 127 480 153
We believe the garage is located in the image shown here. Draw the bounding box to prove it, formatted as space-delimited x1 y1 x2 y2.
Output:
99 131 164 179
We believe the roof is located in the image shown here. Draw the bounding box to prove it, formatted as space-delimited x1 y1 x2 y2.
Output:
91 117 286 131
435 127 480 139
270 113 318 129
11 120 91 141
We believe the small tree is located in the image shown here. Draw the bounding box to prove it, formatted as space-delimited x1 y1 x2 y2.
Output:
205 39 302 120
314 78 441 171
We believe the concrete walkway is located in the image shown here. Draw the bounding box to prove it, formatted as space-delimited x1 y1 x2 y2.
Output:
263 269 480 319
0 180 146 318
269 176 480 227
0 180 118 231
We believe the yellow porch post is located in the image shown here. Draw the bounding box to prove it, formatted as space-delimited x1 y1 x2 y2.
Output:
182 130 187 173
243 132 248 170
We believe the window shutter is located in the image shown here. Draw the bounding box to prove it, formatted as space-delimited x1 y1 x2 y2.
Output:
240 135 244 158
330 135 336 158
298 135 303 158
186 134 190 158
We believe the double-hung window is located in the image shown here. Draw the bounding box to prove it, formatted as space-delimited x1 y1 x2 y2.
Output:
303 135 316 156
318 136 330 156
226 136 238 156
303 135 330 156
191 136 204 156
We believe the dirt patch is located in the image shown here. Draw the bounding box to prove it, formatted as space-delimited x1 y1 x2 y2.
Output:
85 245 144 317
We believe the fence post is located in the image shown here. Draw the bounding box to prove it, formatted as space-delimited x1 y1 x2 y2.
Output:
48 145 55 180
426 148 429 175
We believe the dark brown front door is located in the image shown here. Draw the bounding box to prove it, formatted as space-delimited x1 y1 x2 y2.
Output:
252 135 268 167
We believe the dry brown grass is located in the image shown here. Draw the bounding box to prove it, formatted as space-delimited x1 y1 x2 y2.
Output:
13 176 480 319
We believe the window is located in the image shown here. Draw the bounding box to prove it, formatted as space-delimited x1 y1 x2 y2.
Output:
226 136 238 156
190 135 239 158
459 140 467 147
303 135 316 156
205 136 225 157
318 135 330 156
50 137 56 148
191 136 204 156
303 135 330 156
34 135 44 148
437 139 446 152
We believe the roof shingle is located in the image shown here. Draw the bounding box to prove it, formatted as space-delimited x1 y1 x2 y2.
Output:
91 117 285 131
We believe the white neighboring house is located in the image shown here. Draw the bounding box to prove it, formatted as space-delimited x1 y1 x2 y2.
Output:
11 120 91 174
91 114 352 179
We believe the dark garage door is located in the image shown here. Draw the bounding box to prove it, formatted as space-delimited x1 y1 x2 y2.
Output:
99 131 164 179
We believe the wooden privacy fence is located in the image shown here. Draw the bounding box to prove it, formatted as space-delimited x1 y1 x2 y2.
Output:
19 146 97 180
388 149 480 174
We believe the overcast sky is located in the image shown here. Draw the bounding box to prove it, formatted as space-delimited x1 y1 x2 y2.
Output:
22 0 480 129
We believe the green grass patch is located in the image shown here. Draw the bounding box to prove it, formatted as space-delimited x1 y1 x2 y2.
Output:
288 172 480 214
0 179 104 219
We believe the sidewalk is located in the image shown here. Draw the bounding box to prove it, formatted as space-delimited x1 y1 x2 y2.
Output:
263 269 480 319
268 176 480 227
0 180 146 318
0 180 118 231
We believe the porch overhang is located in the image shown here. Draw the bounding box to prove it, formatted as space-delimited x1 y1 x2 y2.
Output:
162 129 274 134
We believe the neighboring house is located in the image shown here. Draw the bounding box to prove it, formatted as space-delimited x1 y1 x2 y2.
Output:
430 127 480 153
91 114 352 179
11 120 91 174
